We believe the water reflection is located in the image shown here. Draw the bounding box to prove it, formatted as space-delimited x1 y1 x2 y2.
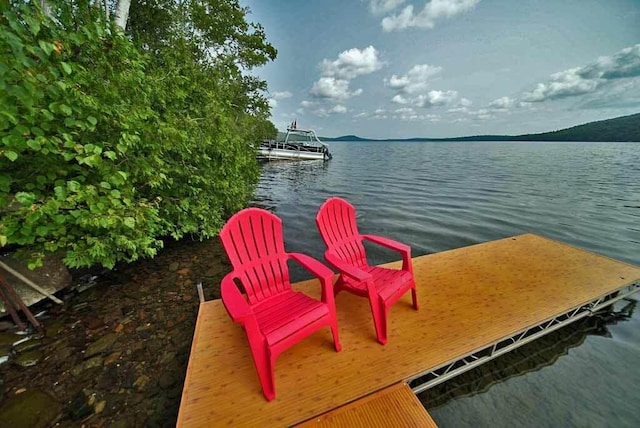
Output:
253 160 330 212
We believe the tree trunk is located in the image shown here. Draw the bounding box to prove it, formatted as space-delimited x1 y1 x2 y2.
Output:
115 0 131 30
40 0 53 18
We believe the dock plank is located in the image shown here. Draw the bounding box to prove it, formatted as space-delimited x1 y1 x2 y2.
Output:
177 234 640 427
296 383 437 427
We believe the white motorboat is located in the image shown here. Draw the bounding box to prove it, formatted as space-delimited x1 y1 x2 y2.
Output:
257 122 332 161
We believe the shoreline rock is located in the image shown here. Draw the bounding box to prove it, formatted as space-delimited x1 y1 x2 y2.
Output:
0 238 230 427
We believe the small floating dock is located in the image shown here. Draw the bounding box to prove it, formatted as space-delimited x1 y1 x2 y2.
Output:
177 234 640 427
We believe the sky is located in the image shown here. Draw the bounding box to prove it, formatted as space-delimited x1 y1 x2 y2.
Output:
240 0 640 139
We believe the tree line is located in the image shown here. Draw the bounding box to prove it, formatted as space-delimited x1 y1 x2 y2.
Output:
0 0 278 268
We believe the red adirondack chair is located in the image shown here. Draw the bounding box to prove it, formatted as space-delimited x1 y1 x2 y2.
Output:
219 208 341 401
315 197 419 345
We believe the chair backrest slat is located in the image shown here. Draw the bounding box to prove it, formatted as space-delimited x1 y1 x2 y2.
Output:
259 212 290 294
316 198 368 268
220 208 291 305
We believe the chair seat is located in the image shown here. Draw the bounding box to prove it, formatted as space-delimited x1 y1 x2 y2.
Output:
254 291 330 346
342 266 413 302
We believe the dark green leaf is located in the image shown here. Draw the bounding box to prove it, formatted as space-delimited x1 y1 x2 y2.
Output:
0 174 11 192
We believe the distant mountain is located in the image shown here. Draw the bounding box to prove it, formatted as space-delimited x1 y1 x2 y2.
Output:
328 134 369 141
322 112 640 142
511 112 640 142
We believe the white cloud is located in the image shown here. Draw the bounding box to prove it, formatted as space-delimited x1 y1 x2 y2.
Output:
393 89 460 107
386 64 442 94
271 91 292 100
448 106 469 113
488 96 515 110
580 44 640 80
369 0 406 15
391 94 409 104
267 91 294 109
467 108 494 120
382 0 481 32
311 46 383 100
310 77 363 100
392 109 441 122
523 68 599 102
321 46 384 80
522 44 640 103
300 100 314 108
414 90 459 107
387 63 467 108
315 104 349 116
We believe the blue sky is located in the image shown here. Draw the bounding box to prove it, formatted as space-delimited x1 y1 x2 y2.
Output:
241 0 640 139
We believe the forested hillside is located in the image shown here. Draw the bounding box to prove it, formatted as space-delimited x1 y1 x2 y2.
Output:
513 112 640 142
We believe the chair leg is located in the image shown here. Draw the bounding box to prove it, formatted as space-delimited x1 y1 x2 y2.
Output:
247 337 276 401
378 302 388 345
368 296 387 345
411 286 419 310
330 319 342 352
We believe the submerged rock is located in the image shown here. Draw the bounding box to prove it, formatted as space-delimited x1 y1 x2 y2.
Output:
0 332 21 347
84 355 104 370
68 389 94 420
14 338 42 353
14 350 43 367
44 320 64 337
0 344 10 360
85 333 118 358
0 389 61 428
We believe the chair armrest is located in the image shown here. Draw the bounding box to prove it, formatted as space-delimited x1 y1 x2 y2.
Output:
362 234 413 273
361 234 411 255
288 252 335 282
220 272 253 323
325 251 372 282
288 252 337 305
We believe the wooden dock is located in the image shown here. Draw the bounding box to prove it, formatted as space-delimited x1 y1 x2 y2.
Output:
177 234 640 427
297 383 437 427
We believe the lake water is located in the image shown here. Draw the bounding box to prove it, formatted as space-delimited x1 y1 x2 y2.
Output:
254 140 640 428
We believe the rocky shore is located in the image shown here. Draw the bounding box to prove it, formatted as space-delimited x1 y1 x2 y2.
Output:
0 238 231 427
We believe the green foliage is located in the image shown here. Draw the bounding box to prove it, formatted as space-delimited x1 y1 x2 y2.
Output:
1 1 163 268
0 0 278 268
125 0 277 238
